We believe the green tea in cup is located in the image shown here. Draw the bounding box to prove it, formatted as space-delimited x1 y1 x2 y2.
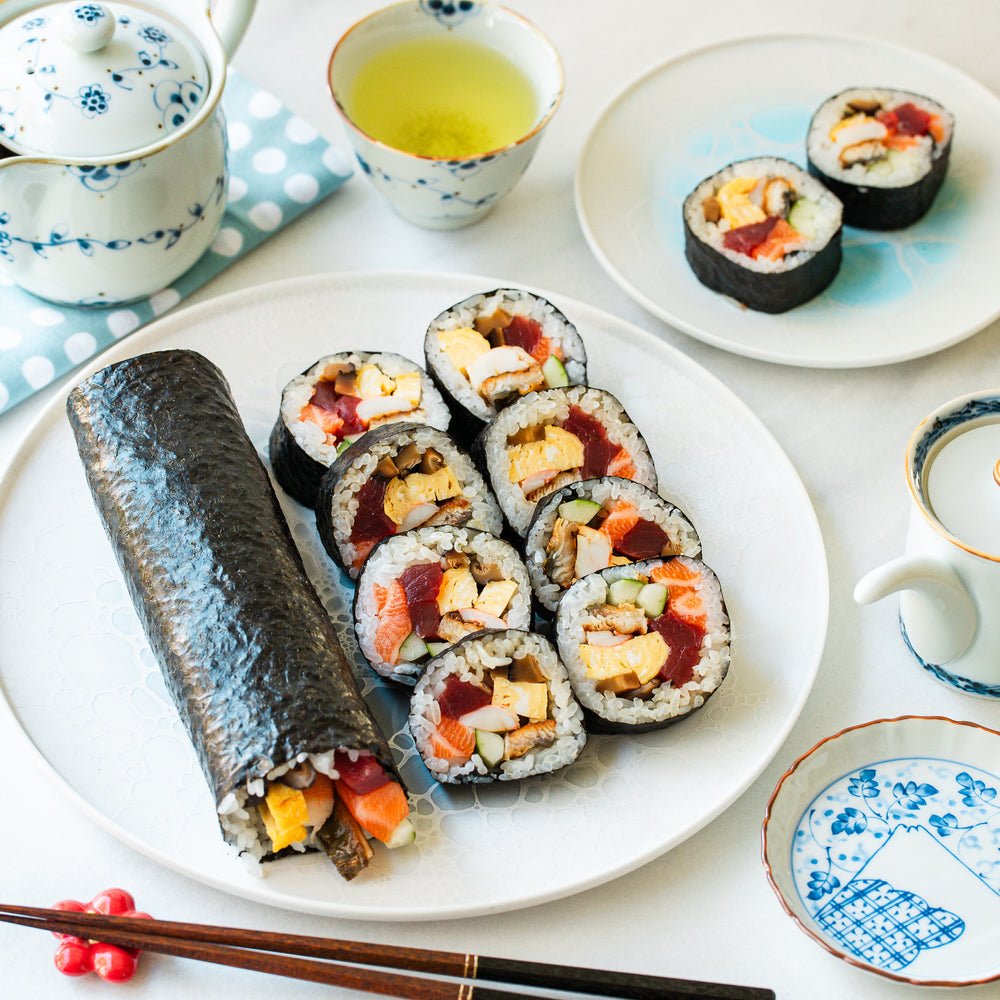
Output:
328 1 563 228
345 36 538 159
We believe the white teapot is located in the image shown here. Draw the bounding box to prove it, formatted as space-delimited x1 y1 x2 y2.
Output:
0 0 255 305
855 391 1000 698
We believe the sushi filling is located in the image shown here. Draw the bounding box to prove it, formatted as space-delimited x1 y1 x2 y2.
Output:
357 526 532 682
217 750 414 881
348 443 470 568
542 490 700 592
507 405 637 502
557 557 729 727
686 159 840 271
808 89 952 187
281 354 445 465
426 289 587 421
323 424 502 577
480 386 657 536
409 631 586 781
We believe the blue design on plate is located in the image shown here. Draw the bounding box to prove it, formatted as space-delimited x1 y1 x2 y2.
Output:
10 13 196 131
420 0 478 26
0 171 225 264
355 152 498 212
660 100 967 312
70 5 106 24
68 159 142 192
792 757 1000 972
900 615 1000 697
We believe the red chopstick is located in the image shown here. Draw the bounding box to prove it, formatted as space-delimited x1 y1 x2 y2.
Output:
0 903 774 1000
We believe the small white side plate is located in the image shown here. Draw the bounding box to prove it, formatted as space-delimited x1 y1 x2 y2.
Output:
575 33 1000 367
764 716 1000 986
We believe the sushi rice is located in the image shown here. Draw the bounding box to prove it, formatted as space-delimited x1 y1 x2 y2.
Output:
555 557 730 731
409 629 587 782
425 288 588 425
525 477 702 612
316 422 503 578
354 525 533 684
476 385 658 536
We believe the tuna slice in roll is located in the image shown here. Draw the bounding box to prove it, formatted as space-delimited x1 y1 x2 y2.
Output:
67 349 414 880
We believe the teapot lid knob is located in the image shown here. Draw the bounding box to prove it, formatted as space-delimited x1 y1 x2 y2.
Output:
58 3 116 54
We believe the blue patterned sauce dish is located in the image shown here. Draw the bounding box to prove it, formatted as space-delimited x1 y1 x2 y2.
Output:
763 716 1000 987
855 392 1000 697
0 0 256 305
327 1 563 230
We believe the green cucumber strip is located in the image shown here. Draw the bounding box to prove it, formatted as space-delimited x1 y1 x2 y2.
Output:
557 498 601 524
475 729 506 768
397 631 429 662
607 578 645 607
787 198 818 240
637 582 668 617
542 355 569 388
383 817 416 848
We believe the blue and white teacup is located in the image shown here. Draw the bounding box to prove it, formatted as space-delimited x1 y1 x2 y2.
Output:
327 1 563 229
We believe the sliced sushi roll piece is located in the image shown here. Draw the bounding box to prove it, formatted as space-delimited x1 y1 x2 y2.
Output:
555 556 730 733
525 477 701 613
806 87 954 229
269 351 451 508
473 385 658 537
424 288 588 438
409 628 586 783
683 156 843 313
315 422 503 579
354 525 533 685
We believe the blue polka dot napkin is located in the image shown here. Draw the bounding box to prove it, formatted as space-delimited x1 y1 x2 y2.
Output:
0 68 352 415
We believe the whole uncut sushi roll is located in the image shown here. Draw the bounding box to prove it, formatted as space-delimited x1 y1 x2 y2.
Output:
525 477 701 613
67 350 413 881
409 629 586 783
473 385 658 537
315 422 503 580
354 525 533 685
555 556 730 733
806 87 954 229
424 288 588 440
683 156 843 313
269 351 451 508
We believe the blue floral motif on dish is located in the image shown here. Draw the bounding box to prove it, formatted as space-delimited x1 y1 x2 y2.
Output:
791 756 1000 972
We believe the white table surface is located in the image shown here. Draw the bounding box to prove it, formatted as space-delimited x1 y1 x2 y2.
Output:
4 1 1000 998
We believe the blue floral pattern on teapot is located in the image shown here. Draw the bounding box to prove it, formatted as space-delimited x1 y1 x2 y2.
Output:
0 4 206 152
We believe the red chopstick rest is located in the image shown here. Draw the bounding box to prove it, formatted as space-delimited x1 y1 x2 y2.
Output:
51 889 152 982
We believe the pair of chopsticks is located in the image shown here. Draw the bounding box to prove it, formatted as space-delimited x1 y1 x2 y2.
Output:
0 903 774 1000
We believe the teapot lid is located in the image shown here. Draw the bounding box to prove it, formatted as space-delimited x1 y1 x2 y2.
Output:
0 1 209 159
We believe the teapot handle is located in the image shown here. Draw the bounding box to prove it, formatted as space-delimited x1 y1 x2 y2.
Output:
855 555 977 665
208 0 257 60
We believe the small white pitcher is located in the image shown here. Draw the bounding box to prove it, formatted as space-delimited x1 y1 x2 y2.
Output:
855 391 1000 697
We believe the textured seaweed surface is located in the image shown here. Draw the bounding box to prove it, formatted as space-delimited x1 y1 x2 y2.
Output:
268 415 328 509
66 349 401 834
683 218 843 314
808 149 951 230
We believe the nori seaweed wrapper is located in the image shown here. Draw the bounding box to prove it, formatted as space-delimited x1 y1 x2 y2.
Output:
807 153 951 230
66 349 402 842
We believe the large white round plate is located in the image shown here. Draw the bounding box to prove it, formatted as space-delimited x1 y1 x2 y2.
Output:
0 272 827 920
575 33 1000 368
763 716 1000 987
